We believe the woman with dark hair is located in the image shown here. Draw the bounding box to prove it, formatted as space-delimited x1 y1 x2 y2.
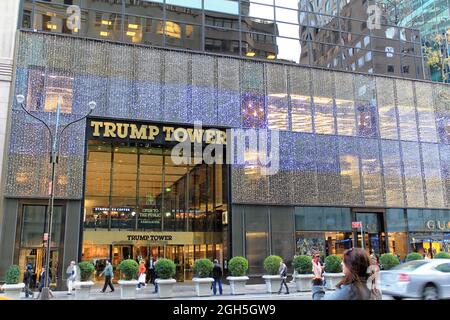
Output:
312 248 381 300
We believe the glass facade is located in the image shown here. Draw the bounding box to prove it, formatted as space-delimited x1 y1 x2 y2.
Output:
20 0 425 79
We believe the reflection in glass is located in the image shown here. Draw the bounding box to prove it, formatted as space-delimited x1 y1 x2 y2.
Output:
415 83 438 143
381 140 405 207
377 78 398 139
396 80 418 141
360 139 383 206
266 64 289 130
290 67 312 132
421 143 445 208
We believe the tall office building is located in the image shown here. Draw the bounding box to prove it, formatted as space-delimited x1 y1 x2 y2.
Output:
0 0 449 288
381 0 450 82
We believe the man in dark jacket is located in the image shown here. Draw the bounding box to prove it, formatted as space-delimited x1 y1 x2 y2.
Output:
23 264 34 298
278 259 289 294
212 259 223 295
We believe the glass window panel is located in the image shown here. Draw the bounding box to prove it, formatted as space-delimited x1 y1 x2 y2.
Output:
310 42 341 69
204 0 239 15
241 17 276 35
421 143 445 208
266 64 289 130
340 17 369 34
294 207 352 231
386 209 408 232
335 72 356 136
22 0 33 29
166 0 202 10
309 28 340 45
312 70 335 135
84 196 110 229
356 102 377 138
241 3 274 20
376 77 398 139
84 10 123 42
290 67 312 133
123 15 163 46
33 3 76 35
241 61 266 128
275 7 299 24
125 0 164 18
360 139 383 206
79 0 123 12
205 10 240 29
396 80 418 141
275 0 299 9
204 27 240 55
163 21 201 51
242 32 277 59
275 22 300 38
440 144 450 207
275 38 308 64
415 83 438 143
270 207 294 266
85 142 111 196
245 206 269 274
381 140 405 207
372 51 402 77
401 142 425 208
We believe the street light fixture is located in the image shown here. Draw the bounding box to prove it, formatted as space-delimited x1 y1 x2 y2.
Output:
16 94 96 300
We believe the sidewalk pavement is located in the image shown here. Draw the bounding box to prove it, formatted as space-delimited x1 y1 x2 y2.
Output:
2 281 395 300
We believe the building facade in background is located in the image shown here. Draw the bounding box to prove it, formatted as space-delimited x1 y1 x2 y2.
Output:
0 0 449 289
381 0 450 83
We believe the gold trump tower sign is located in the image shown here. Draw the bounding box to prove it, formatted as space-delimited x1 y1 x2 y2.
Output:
89 120 227 145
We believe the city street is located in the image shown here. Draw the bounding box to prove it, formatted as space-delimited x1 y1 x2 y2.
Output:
2 282 399 300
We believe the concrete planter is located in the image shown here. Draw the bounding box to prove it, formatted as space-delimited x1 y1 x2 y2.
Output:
2 283 25 300
262 275 283 293
324 273 345 290
294 274 313 292
193 278 214 297
118 280 139 299
156 279 176 298
74 281 94 300
226 276 249 295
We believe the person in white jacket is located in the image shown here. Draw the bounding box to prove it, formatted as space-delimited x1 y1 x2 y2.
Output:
66 261 77 295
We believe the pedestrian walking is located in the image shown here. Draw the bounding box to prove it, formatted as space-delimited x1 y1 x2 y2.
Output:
100 260 115 293
277 259 289 294
36 267 53 299
66 260 77 295
312 247 380 300
137 260 146 289
23 264 34 298
151 256 158 293
212 259 223 295
312 251 324 287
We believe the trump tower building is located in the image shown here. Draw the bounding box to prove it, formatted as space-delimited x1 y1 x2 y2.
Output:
0 0 449 288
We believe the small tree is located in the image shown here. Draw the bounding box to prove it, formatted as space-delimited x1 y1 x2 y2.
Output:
155 259 176 279
5 265 20 284
324 255 342 273
118 259 139 281
379 253 400 270
434 252 450 259
292 255 313 274
406 252 423 262
263 255 282 275
193 259 214 278
78 262 95 281
228 257 248 277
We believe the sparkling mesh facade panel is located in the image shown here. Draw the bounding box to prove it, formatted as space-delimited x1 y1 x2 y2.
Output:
5 32 450 209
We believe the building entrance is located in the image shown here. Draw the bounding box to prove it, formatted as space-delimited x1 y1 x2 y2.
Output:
354 211 387 256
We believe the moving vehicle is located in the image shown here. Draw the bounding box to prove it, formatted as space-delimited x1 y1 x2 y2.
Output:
380 259 450 300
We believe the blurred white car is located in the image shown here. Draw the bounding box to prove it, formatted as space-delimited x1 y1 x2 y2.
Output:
380 259 450 300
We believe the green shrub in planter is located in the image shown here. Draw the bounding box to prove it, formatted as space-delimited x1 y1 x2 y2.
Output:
5 265 20 284
293 255 313 274
228 257 248 277
118 259 139 281
193 259 214 278
406 252 423 262
379 253 400 270
324 255 342 273
434 252 450 259
155 259 176 279
263 255 282 275
78 262 95 281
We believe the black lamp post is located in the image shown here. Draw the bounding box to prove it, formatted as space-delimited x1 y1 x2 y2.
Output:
16 94 96 300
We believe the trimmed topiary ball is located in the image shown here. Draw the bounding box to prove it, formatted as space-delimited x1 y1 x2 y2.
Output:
263 255 282 275
379 253 400 270
324 255 342 273
193 259 214 278
155 258 176 279
5 265 20 284
293 255 313 274
118 259 139 281
228 257 248 277
434 252 450 259
78 261 95 281
406 252 423 262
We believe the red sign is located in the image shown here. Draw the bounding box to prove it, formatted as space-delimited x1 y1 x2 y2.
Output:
352 221 362 229
43 233 48 241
